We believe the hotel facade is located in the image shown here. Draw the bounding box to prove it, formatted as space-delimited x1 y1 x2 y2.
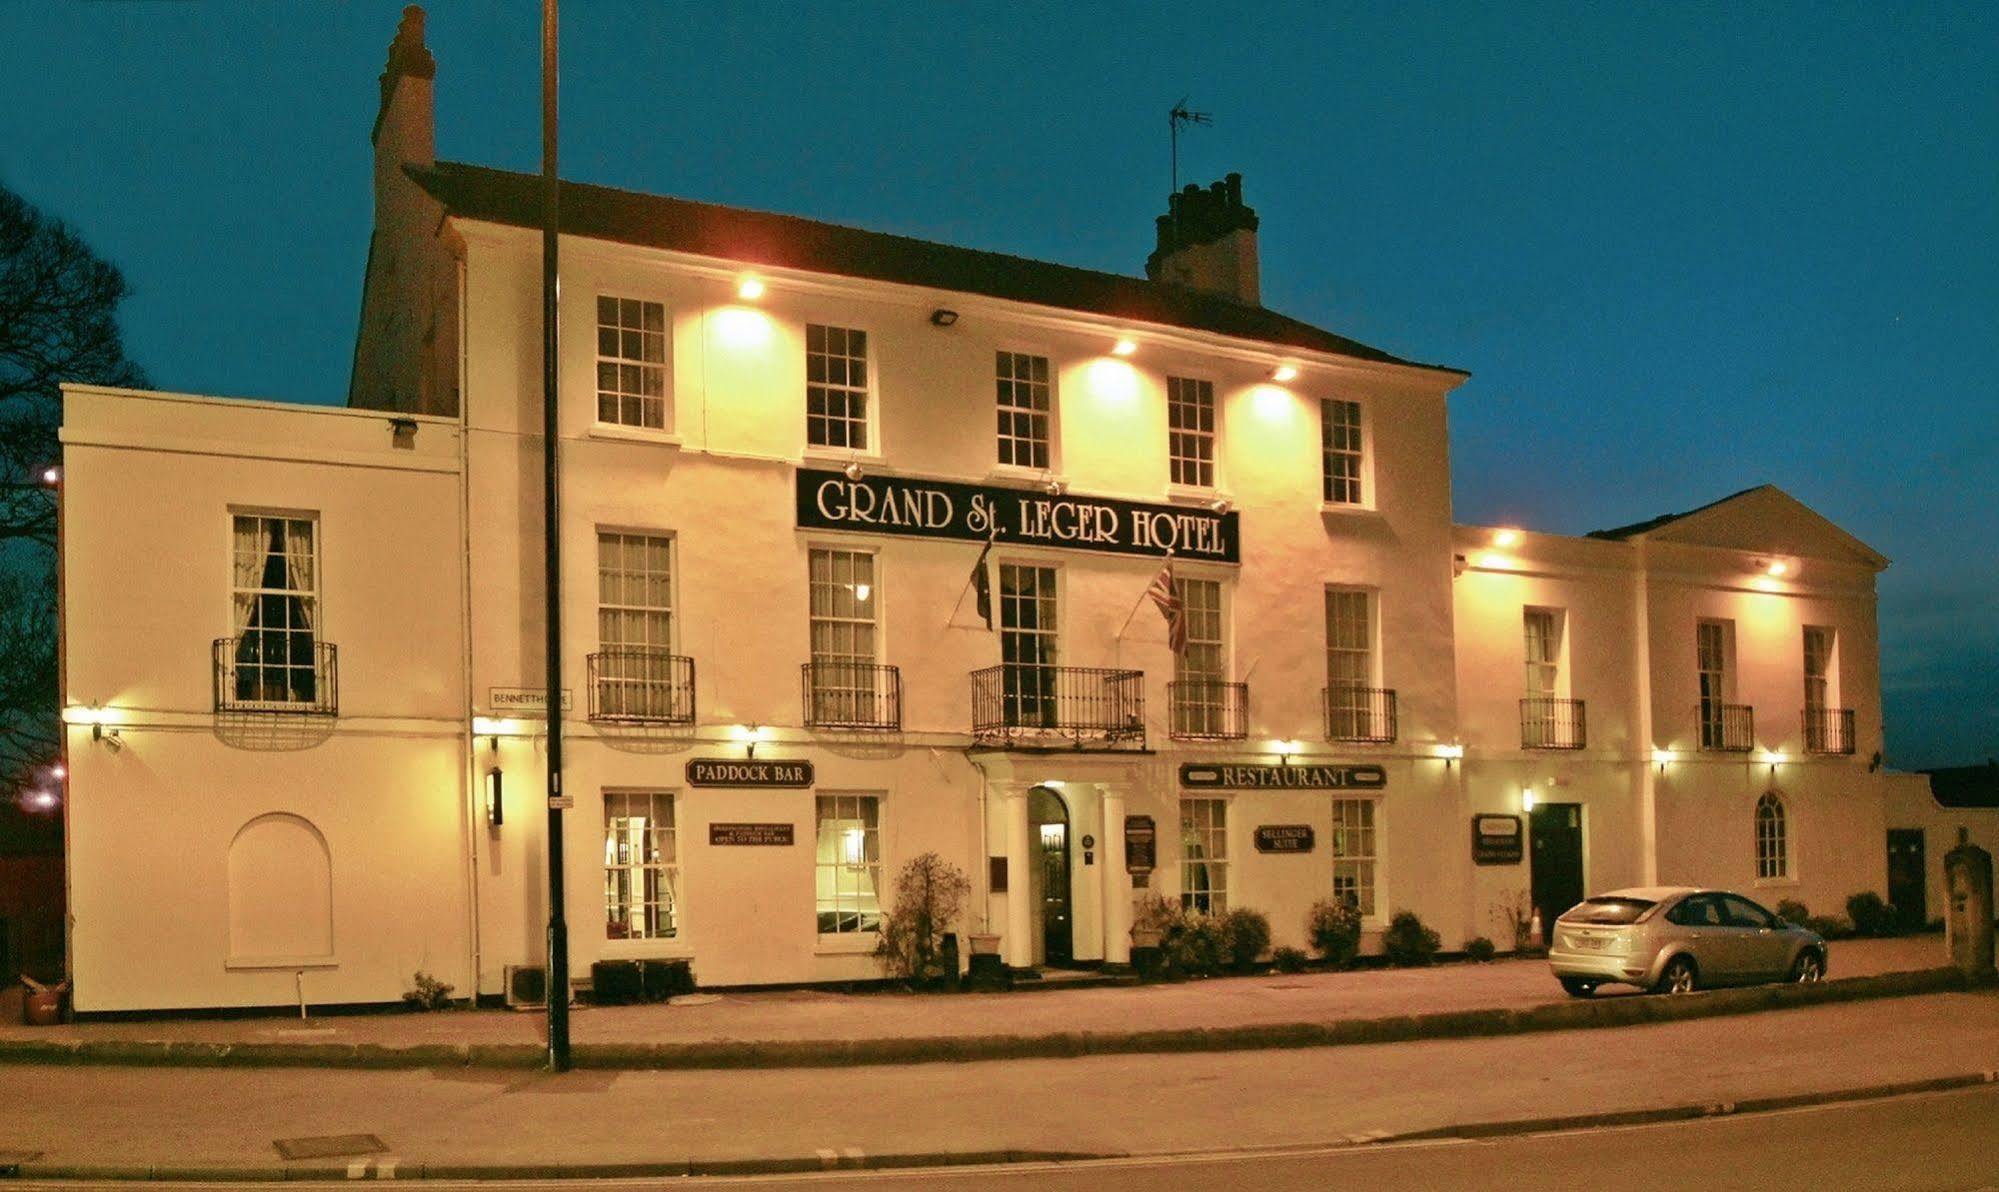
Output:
57 11 1931 1010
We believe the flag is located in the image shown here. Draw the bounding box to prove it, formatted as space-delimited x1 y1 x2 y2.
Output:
1147 553 1185 653
970 531 996 630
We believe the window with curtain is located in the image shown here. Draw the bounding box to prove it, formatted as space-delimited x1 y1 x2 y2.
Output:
230 514 319 704
1803 626 1835 711
999 563 1059 726
1523 608 1562 696
1325 587 1375 737
1330 799 1378 916
1755 792 1788 880
1320 398 1364 505
596 531 675 719
815 794 882 934
808 548 879 722
1180 796 1228 915
1173 577 1228 736
1698 619 1735 748
603 791 678 940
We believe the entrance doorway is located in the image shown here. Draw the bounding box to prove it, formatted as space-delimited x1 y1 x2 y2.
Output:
1886 829 1926 931
1028 786 1073 965
1530 802 1585 946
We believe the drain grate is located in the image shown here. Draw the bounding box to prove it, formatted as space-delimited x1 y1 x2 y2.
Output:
273 1133 388 1160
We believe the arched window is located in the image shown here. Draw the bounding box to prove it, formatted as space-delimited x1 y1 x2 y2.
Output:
227 813 333 963
1755 793 1788 880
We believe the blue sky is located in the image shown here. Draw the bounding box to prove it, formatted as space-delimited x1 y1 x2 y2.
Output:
1 2 1992 766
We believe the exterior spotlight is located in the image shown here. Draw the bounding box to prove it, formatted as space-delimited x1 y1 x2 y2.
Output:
844 460 865 482
485 768 504 828
1475 551 1505 569
1435 743 1465 762
1208 496 1231 514
1493 528 1523 548
1765 560 1789 577
1274 739 1302 765
735 723 770 759
1521 788 1538 812
41 467 60 486
1043 476 1066 496
1651 748 1674 770
736 275 765 301
1111 338 1137 357
929 308 959 327
1270 364 1298 383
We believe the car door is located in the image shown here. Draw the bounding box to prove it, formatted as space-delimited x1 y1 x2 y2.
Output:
1719 894 1791 980
1664 894 1740 980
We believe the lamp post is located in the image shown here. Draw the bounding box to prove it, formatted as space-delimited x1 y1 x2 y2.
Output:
539 0 570 1073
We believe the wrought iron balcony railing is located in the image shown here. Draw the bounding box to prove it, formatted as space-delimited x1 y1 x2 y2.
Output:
213 637 338 716
1521 697 1588 750
587 648 696 725
1803 706 1856 755
801 661 903 731
971 664 1146 749
1699 702 1755 753
1168 679 1249 741
1323 684 1397 744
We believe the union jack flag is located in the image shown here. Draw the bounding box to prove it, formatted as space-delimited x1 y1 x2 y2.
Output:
1147 554 1185 654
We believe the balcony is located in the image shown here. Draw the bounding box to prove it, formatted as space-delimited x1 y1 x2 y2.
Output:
1323 684 1397 744
971 665 1146 750
801 661 903 732
1168 680 1249 742
1699 702 1755 753
1521 697 1587 750
213 636 338 716
1804 706 1856 755
587 648 696 725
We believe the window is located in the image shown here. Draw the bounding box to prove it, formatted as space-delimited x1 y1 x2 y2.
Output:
1666 893 1724 927
996 351 1051 470
1330 799 1378 917
1324 587 1376 738
806 323 870 450
1180 796 1228 915
230 514 320 705
604 791 678 940
808 548 880 723
1803 626 1835 712
999 563 1059 725
596 531 678 719
1320 398 1364 505
1173 577 1229 737
1698 619 1736 749
1755 792 1788 880
596 296 667 429
816 794 882 934
1523 609 1562 697
1167 376 1216 488
1720 894 1776 928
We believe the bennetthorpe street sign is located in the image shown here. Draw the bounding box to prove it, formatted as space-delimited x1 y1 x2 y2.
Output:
1179 763 1387 790
686 758 815 788
796 467 1240 564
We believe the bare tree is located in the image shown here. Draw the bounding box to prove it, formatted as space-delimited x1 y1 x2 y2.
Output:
0 567 56 785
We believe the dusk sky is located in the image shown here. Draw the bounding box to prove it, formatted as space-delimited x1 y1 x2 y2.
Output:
2 2 1992 767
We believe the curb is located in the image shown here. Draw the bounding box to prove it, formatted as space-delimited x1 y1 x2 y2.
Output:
6 1071 1996 1183
0 967 1977 1073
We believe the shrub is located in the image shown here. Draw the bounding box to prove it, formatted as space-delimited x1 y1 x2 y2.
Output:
874 852 972 986
592 960 643 1005
1465 936 1496 963
1846 892 1899 937
1308 897 1364 966
1221 908 1272 971
1132 893 1181 936
1382 910 1442 966
1803 914 1852 940
1271 946 1309 973
1163 912 1229 977
1774 899 1811 925
402 971 454 1011
641 958 696 1000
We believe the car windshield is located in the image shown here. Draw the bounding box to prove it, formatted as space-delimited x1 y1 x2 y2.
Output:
1561 897 1655 925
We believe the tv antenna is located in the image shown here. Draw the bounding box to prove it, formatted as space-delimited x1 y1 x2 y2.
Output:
1169 98 1211 194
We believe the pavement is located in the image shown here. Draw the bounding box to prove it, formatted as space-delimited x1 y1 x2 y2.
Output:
0 936 1949 1072
1 988 1995 1182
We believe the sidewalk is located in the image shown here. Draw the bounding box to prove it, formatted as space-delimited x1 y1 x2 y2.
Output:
0 937 1961 1071
0 988 1994 1180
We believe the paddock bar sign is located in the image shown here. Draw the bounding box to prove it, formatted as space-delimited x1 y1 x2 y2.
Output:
796 467 1240 563
686 758 815 788
1179 763 1387 790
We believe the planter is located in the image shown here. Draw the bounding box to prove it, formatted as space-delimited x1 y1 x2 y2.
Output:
1130 927 1162 950
22 982 64 1027
967 932 1002 956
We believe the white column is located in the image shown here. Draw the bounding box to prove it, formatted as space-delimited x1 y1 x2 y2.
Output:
1100 788 1130 965
1003 790 1034 969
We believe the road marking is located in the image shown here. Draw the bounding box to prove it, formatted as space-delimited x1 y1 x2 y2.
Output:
814 1148 839 1169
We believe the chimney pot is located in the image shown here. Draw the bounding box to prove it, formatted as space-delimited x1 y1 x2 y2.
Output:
1145 172 1262 305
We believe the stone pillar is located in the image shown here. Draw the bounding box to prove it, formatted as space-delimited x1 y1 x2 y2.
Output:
1003 790 1034 970
1945 844 1995 981
1100 788 1130 966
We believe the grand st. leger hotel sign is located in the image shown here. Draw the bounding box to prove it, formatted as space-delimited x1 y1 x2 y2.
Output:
796 468 1240 563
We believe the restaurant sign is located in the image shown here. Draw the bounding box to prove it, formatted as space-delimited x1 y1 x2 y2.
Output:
686 758 816 788
796 468 1240 564
1472 814 1524 865
1179 763 1387 791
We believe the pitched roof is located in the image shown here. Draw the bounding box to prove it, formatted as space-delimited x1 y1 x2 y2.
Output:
1928 763 1999 811
1585 483 1889 569
409 161 1463 376
1586 486 1768 541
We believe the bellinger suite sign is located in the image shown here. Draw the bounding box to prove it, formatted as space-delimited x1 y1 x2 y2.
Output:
796 468 1240 563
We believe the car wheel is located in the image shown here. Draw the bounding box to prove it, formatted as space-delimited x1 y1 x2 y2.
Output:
1790 950 1825 984
1559 977 1597 998
1653 955 1697 995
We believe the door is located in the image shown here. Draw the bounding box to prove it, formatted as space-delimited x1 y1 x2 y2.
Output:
1029 786 1072 965
1529 803 1585 946
1718 893 1790 980
1886 830 1927 931
999 564 1058 727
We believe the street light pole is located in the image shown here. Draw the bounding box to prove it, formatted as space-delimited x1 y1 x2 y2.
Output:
540 0 570 1073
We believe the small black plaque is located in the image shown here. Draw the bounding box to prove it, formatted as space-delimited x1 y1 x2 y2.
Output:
709 822 795 846
1253 824 1316 853
1125 815 1157 873
1473 814 1524 865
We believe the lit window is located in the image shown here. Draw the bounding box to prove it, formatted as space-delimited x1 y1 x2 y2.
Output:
595 532 682 720
996 351 1052 470
1325 587 1379 740
806 323 870 450
596 296 668 429
808 548 881 725
1180 796 1228 915
1172 577 1229 737
1167 376 1216 489
604 790 678 940
229 513 321 706
1320 398 1364 505
1755 792 1788 880
816 794 882 934
1330 799 1378 917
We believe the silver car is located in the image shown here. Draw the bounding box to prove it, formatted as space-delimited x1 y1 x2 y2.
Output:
1547 886 1828 997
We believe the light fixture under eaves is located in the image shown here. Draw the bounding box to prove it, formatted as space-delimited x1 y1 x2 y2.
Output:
1111 338 1137 357
929 308 959 327
1271 364 1298 383
844 460 865 482
737 275 766 301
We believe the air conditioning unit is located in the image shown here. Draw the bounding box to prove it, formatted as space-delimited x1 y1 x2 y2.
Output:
503 964 546 1009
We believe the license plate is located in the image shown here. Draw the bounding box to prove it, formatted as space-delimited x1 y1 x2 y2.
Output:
1575 937 1603 949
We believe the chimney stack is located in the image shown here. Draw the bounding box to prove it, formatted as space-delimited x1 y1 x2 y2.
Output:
1145 173 1260 305
372 5 436 165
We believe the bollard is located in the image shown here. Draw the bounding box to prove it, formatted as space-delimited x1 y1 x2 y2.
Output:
1944 843 1995 981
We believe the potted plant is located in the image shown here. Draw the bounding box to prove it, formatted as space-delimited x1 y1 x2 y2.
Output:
1130 893 1177 949
21 976 66 1027
966 931 1002 956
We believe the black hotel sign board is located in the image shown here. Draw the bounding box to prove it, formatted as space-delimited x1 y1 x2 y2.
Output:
686 758 815 788
1179 763 1387 791
796 467 1240 564
1472 814 1524 865
710 822 795 846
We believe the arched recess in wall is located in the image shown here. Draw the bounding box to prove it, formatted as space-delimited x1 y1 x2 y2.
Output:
227 813 335 963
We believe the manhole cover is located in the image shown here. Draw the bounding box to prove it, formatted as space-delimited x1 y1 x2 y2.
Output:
273 1134 387 1160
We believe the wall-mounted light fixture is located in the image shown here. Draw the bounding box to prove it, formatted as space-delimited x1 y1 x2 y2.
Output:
1493 528 1523 548
844 460 865 482
1651 748 1674 772
1043 476 1067 496
1273 739 1302 766
472 716 511 751
929 308 959 327
1111 337 1138 357
485 767 504 828
737 275 766 301
1763 559 1789 577
1435 743 1465 764
65 705 121 749
388 417 419 448
734 723 771 759
1208 496 1232 514
1270 364 1298 383
1521 787 1538 812
1758 750 1787 779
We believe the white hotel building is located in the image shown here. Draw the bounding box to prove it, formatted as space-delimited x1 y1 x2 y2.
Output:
57 11 1929 1010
